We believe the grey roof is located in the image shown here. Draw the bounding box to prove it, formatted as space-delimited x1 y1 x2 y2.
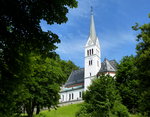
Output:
99 58 117 73
65 68 84 87
89 8 97 44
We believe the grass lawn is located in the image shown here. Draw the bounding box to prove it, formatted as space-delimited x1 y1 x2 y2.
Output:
34 103 141 117
34 103 82 117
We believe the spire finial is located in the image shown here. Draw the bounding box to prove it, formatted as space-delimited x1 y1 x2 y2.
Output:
91 6 93 15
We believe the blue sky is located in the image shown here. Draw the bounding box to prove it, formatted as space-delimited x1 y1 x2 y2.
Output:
40 0 150 68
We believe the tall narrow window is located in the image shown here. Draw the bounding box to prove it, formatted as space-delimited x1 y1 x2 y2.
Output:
87 50 89 56
72 93 74 99
92 49 93 54
89 60 90 65
97 60 99 67
90 73 91 76
91 60 92 65
90 49 91 55
69 94 71 100
79 92 82 98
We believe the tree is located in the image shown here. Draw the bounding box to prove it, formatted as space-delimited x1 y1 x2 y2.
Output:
23 55 66 117
132 15 150 116
116 56 140 113
0 0 77 116
59 59 79 81
76 75 129 117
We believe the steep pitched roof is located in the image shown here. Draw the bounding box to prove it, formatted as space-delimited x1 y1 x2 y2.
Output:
89 9 97 44
99 58 117 73
64 68 84 87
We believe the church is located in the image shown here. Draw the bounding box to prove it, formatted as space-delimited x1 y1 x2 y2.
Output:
59 9 117 105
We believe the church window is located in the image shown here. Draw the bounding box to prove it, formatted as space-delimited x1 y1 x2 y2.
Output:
90 49 91 55
89 60 90 65
69 94 71 100
91 60 92 65
87 50 89 56
79 92 82 98
72 93 74 99
92 49 93 54
90 73 91 76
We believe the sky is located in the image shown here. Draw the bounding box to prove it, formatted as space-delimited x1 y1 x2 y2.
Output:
40 0 150 68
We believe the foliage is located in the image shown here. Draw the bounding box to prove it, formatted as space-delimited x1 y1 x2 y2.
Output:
0 0 77 116
132 15 150 116
116 56 140 113
76 75 129 117
111 101 129 117
59 59 79 81
23 55 66 117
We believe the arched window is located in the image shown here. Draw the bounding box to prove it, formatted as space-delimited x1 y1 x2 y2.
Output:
87 50 89 56
69 94 71 100
92 49 93 54
72 93 74 99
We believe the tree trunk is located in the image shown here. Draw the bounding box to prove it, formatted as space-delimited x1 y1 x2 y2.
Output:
36 104 40 115
25 99 35 117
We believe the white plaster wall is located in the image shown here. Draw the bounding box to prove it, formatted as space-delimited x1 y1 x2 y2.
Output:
60 88 84 103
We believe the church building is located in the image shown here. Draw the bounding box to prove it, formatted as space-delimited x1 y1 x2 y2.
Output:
59 9 117 104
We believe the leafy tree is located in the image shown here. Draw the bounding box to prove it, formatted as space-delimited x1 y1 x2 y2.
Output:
76 75 129 117
59 59 79 81
116 56 140 113
23 55 66 117
0 0 77 116
132 15 150 116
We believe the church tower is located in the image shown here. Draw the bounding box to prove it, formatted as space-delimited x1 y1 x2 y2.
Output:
84 8 101 91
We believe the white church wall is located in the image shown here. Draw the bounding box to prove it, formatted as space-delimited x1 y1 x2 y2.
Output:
60 88 84 103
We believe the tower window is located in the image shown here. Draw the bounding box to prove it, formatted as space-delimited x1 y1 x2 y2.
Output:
87 50 89 56
97 60 99 67
92 49 93 54
90 73 91 76
90 49 91 55
89 60 92 66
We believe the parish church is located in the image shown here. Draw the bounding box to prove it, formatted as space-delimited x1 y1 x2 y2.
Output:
59 9 117 105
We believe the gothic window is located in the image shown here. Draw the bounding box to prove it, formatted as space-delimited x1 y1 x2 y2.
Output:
69 94 71 100
90 73 91 76
87 50 89 56
90 49 91 55
89 60 90 65
72 93 74 99
92 49 93 54
79 92 82 98
91 60 92 65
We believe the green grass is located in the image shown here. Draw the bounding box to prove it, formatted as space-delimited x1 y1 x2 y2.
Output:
34 103 82 117
34 103 141 117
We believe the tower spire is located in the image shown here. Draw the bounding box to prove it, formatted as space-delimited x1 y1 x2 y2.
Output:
90 7 97 43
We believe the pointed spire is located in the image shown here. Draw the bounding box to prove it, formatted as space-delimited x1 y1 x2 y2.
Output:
89 7 97 43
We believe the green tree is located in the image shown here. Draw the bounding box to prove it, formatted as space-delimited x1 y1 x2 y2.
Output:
24 55 66 117
76 75 129 117
0 0 77 116
116 56 140 113
59 59 79 81
132 15 150 116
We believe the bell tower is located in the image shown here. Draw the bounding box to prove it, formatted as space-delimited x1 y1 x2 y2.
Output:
84 7 101 91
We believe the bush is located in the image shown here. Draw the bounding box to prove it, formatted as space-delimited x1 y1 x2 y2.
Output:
111 101 129 117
